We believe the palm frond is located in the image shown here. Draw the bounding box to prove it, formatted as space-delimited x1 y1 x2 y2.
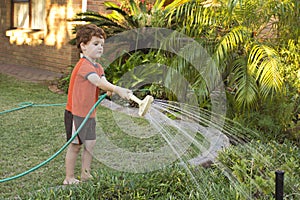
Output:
214 26 249 71
152 0 166 11
216 26 248 59
164 0 190 13
73 12 113 23
73 12 128 30
248 44 283 98
129 0 140 15
106 7 128 17
226 0 268 30
165 1 216 37
232 57 258 110
103 1 120 9
107 9 139 28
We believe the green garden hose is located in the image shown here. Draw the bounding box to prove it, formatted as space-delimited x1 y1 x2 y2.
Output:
0 93 107 183
0 102 66 115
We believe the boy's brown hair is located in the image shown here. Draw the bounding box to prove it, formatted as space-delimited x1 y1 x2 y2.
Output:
76 24 106 52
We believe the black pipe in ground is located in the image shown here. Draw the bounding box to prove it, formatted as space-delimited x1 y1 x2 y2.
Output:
275 170 284 200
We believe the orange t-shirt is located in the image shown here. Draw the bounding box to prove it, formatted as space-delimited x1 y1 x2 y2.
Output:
66 57 105 118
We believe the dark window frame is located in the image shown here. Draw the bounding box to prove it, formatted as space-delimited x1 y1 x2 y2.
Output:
11 0 45 30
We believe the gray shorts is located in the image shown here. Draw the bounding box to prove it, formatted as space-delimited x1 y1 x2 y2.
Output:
64 110 96 145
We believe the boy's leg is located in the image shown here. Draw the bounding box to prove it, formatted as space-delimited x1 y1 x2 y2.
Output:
81 139 96 181
63 143 82 185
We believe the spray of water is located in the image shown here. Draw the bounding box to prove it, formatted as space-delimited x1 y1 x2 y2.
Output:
94 96 262 198
145 99 263 199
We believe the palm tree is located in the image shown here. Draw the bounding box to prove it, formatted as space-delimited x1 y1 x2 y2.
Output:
165 0 289 111
71 0 189 37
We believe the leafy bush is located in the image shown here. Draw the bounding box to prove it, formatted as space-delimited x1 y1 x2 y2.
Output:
217 140 300 199
230 39 300 144
106 50 173 100
57 65 74 94
231 95 296 142
278 39 300 141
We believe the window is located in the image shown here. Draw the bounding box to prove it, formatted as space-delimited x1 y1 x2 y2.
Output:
12 0 46 29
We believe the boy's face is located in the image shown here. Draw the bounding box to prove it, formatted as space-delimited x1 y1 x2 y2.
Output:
81 36 104 60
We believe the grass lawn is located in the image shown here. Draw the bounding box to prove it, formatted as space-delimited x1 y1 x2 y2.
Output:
0 74 68 198
0 74 238 199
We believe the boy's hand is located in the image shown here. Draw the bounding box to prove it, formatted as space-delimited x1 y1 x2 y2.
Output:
114 86 133 100
106 91 113 97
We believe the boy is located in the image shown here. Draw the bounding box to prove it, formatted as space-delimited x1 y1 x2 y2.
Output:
63 24 132 185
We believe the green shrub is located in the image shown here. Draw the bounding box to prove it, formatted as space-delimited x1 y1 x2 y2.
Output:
217 140 300 199
106 50 173 100
230 92 300 144
278 39 300 141
57 65 74 94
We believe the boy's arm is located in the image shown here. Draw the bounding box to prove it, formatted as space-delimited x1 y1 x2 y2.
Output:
87 73 132 100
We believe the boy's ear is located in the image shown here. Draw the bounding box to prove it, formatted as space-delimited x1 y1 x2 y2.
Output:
80 42 86 51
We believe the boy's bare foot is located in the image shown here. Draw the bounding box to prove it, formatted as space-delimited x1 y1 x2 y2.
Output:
63 178 80 185
81 174 93 182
